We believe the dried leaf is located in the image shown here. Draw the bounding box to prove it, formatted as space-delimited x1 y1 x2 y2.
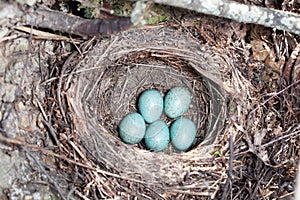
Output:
257 149 270 163
254 129 267 146
250 40 269 61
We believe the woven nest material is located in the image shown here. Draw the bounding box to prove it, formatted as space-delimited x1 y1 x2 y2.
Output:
67 27 230 189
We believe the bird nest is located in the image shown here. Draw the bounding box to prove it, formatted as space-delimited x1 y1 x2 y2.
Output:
59 27 238 198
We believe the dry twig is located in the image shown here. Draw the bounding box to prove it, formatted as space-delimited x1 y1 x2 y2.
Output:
23 7 132 37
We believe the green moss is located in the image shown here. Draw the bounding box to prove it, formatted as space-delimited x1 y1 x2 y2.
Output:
78 0 102 19
111 0 133 16
83 7 101 18
80 0 170 24
147 5 171 24
193 21 200 26
148 15 169 24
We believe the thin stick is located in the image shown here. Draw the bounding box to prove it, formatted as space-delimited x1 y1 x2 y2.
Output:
0 133 151 185
234 129 300 156
23 147 67 200
221 135 234 200
262 129 300 148
249 79 300 116
167 189 211 196
229 135 234 180
14 26 81 43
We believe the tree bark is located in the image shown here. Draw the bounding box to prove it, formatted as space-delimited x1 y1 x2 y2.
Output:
150 0 300 35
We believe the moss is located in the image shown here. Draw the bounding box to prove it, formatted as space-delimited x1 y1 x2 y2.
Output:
193 21 200 26
79 0 170 24
78 0 102 19
111 0 133 16
148 14 169 24
83 7 101 18
147 5 171 24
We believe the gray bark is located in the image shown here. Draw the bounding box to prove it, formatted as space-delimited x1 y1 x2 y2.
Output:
22 7 132 37
150 0 300 35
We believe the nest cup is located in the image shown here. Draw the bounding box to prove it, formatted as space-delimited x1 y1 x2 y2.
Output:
99 57 209 151
68 27 227 184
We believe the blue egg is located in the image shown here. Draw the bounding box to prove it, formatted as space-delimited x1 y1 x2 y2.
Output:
144 120 170 152
119 113 146 144
170 117 196 151
164 87 191 118
138 89 163 123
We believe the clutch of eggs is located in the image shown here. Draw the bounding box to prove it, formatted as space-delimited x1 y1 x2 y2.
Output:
119 87 196 152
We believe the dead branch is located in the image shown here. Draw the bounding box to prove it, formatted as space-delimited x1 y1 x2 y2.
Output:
23 7 132 37
149 0 300 35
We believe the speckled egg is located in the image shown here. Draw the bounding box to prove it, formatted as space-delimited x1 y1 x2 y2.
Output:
170 117 196 151
164 87 191 118
144 120 170 152
119 113 146 144
138 89 164 123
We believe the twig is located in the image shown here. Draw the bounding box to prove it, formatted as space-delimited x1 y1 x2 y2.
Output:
35 96 59 145
229 135 234 180
234 128 300 156
221 135 234 200
60 133 87 160
0 35 18 43
65 37 96 88
23 7 132 37
168 189 212 196
23 147 67 200
14 26 82 42
250 167 269 199
149 0 300 35
261 129 300 148
249 79 300 116
0 133 151 185
279 191 295 199
74 190 91 200
221 180 230 200
67 187 77 200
